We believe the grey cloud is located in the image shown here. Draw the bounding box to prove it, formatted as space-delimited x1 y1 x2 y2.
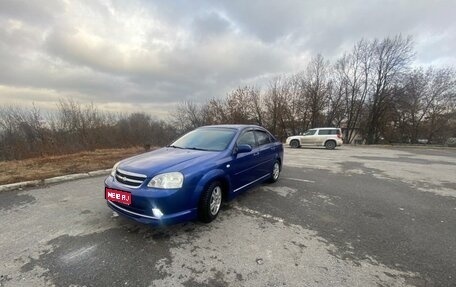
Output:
212 0 310 42
215 0 456 56
44 20 288 101
0 0 64 26
191 12 234 39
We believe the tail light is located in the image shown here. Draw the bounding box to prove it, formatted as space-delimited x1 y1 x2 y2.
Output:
337 133 342 139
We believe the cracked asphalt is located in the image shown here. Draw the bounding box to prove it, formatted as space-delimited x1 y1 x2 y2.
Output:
0 146 455 286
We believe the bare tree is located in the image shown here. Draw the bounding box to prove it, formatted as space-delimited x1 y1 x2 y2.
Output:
278 73 308 135
424 68 456 142
305 54 332 128
246 86 264 126
264 77 289 139
334 39 372 143
225 86 254 124
365 35 414 144
173 100 205 132
203 98 228 124
325 77 345 128
392 67 456 143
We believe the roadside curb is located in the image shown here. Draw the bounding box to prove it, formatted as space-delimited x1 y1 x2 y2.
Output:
0 169 111 192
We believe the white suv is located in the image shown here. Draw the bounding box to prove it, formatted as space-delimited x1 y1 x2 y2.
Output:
286 127 343 149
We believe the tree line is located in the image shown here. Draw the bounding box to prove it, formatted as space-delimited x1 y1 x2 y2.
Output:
173 35 456 144
1 35 455 161
0 99 178 161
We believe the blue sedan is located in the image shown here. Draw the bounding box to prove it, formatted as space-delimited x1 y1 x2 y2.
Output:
105 125 284 225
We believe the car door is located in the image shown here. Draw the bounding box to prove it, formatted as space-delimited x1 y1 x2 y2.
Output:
230 130 261 191
254 130 275 177
300 129 317 145
315 129 328 145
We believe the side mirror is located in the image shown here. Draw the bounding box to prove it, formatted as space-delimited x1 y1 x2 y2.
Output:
236 144 252 153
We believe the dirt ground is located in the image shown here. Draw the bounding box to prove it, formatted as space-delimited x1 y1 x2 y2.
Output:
0 147 146 185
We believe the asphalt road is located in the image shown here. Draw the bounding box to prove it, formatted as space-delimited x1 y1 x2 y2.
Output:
0 146 455 287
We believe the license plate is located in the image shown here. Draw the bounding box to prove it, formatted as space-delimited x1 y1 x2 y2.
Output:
105 187 132 205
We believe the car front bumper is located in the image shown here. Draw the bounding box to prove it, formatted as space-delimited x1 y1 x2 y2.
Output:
106 200 196 225
104 176 198 225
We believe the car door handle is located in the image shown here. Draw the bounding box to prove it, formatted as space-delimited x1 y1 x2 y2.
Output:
270 146 276 151
253 152 260 156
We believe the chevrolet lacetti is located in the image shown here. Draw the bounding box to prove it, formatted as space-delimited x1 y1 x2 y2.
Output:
105 125 284 225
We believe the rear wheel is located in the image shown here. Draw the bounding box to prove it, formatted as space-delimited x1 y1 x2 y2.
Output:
198 181 223 223
290 139 300 148
325 140 336 150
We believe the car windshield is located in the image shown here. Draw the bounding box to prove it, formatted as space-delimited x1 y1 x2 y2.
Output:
169 128 236 151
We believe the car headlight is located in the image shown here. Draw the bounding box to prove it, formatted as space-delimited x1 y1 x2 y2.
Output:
110 162 120 177
148 172 184 189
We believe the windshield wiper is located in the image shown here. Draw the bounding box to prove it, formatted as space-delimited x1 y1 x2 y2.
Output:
186 147 210 151
167 145 184 149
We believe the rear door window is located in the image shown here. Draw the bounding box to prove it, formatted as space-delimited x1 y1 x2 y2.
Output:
255 130 271 146
268 133 277 143
318 130 330 135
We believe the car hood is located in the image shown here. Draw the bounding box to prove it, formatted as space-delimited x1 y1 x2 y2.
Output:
118 147 219 176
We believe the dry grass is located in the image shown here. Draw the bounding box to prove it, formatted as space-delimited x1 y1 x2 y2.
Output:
0 147 147 185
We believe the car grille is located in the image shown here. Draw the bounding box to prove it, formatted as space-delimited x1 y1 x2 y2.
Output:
115 169 147 188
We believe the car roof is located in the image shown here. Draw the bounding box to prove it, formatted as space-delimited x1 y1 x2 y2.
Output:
200 124 263 131
312 127 340 130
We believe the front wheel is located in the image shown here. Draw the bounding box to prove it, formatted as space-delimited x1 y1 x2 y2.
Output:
268 161 281 183
198 181 223 223
290 139 300 148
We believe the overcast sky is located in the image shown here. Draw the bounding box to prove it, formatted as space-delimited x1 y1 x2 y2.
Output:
0 0 455 118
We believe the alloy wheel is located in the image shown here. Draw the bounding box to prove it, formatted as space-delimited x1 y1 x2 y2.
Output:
273 162 280 180
210 186 222 215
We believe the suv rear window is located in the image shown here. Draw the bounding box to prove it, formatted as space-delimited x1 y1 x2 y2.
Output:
318 129 330 135
318 129 340 135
